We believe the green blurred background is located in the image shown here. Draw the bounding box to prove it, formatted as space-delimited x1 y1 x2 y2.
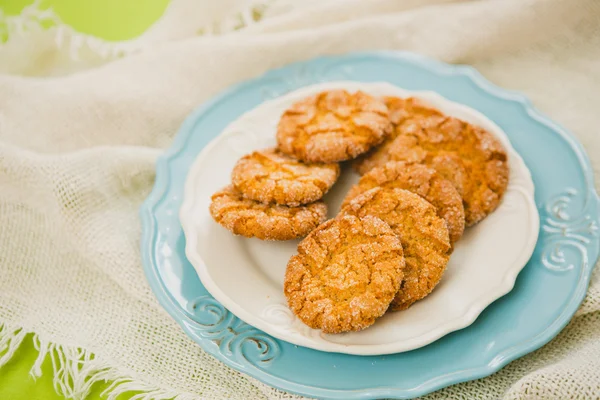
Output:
0 334 119 400
2 0 170 41
1 2 170 398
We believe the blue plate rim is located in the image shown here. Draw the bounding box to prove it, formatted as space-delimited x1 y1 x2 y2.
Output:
140 51 600 399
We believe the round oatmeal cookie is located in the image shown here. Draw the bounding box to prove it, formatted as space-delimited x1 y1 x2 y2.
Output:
209 185 327 240
354 96 509 226
231 147 340 206
343 187 451 311
276 90 392 163
284 214 405 333
343 161 465 244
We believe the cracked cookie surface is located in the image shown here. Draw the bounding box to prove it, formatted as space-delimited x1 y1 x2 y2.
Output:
277 90 392 163
209 185 327 240
343 187 451 311
231 148 340 206
354 96 509 226
343 161 465 244
284 214 405 333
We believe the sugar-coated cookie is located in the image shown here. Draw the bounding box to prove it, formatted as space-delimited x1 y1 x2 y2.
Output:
209 185 327 240
284 214 405 333
277 90 392 163
343 187 451 311
232 148 340 206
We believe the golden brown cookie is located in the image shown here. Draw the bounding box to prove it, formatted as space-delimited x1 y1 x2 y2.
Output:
284 214 405 333
231 148 340 207
354 96 509 226
343 187 451 311
342 161 465 244
209 185 327 240
277 90 392 163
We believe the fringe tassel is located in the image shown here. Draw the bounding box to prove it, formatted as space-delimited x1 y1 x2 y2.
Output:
1 324 201 400
0 324 27 368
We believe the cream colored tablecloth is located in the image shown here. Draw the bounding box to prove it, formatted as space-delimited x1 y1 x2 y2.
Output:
0 0 599 398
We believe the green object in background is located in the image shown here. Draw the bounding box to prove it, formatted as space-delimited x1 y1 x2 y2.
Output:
0 335 122 400
1 0 31 15
1 0 170 41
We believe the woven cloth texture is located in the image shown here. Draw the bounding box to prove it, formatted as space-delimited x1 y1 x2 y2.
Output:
0 0 599 398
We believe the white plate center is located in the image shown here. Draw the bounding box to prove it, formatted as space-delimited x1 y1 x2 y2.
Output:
181 81 539 355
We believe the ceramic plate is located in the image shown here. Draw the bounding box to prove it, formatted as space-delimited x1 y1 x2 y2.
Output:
140 52 600 399
179 81 539 355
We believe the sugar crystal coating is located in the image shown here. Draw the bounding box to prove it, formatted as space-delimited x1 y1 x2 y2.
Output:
284 214 405 333
277 90 392 163
232 147 340 206
343 187 451 311
343 161 465 244
209 185 327 241
354 96 509 226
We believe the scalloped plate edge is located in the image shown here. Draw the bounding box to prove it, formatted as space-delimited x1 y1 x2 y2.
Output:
140 51 600 399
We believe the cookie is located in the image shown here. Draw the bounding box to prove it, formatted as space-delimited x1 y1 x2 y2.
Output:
354 96 509 225
342 161 465 244
284 214 405 333
277 90 392 163
355 134 467 197
231 148 340 206
209 185 327 240
343 187 451 311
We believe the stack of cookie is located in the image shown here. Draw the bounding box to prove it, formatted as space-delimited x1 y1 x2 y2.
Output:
209 90 390 240
209 148 339 240
209 89 509 334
